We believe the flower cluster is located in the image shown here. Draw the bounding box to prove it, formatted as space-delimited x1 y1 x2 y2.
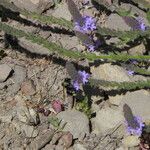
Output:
127 70 135 76
136 17 146 31
72 70 90 91
74 16 96 33
84 39 101 52
125 116 145 136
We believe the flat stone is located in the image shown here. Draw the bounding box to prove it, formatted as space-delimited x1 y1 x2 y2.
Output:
15 95 40 125
92 107 124 134
52 3 72 21
73 143 87 150
21 80 36 96
128 43 146 55
119 90 150 122
122 135 140 148
57 110 89 139
105 14 131 31
11 0 54 13
21 124 39 138
91 63 130 82
0 64 12 82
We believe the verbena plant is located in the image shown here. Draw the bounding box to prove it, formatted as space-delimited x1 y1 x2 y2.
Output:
0 0 150 91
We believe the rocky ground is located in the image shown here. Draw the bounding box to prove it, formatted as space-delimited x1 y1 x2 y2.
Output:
0 0 150 150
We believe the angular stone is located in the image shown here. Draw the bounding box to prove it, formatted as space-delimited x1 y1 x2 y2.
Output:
0 64 12 82
122 135 140 148
92 107 124 134
21 80 36 96
91 63 130 82
119 90 150 122
105 14 131 31
57 110 89 139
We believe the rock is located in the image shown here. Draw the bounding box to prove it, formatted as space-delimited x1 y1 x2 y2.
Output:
122 135 140 148
5 65 26 96
57 110 89 139
60 132 73 149
109 95 123 106
27 129 55 150
59 35 83 51
21 80 36 96
92 107 124 134
91 63 130 82
11 0 54 13
105 14 131 31
15 95 40 125
21 124 39 138
0 115 13 123
0 64 12 82
19 37 51 55
119 90 150 122
52 2 72 21
115 146 125 150
73 143 87 150
128 43 146 55
36 0 54 14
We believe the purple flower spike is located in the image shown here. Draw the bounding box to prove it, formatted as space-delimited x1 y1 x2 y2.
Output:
126 116 145 136
136 17 146 31
82 0 90 6
74 16 96 33
73 80 80 91
78 70 90 84
72 70 90 91
127 70 134 76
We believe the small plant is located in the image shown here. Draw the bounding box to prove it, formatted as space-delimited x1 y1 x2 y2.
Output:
75 96 92 118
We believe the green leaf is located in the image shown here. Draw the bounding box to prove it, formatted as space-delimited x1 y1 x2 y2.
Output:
116 7 132 17
147 10 150 24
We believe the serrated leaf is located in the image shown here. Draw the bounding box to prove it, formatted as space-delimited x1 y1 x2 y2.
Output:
117 7 132 17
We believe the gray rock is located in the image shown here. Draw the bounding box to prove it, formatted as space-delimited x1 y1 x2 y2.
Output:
6 65 26 96
119 90 150 122
57 110 89 139
52 2 72 21
11 0 54 13
128 43 146 55
73 143 87 150
92 107 124 134
19 37 51 55
21 80 36 96
26 129 55 150
122 135 140 148
91 63 130 82
15 95 40 125
0 64 12 82
105 14 131 31
21 124 39 138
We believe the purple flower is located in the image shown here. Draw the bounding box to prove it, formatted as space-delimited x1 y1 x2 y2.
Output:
78 70 90 84
84 39 101 52
74 16 96 33
136 17 146 31
82 0 89 6
73 80 80 91
72 70 90 90
125 116 144 136
127 70 134 76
